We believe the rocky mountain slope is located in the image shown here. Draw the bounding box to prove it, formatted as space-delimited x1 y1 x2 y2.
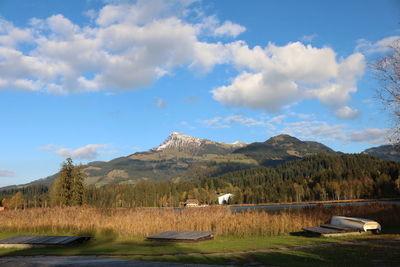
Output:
4 133 358 188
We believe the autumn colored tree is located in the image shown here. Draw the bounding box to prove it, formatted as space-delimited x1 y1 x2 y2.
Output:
9 192 24 210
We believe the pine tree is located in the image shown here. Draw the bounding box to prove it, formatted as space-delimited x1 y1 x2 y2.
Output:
71 164 85 206
51 158 86 207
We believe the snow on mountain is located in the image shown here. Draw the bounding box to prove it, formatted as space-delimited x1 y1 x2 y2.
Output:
155 132 204 151
153 132 246 154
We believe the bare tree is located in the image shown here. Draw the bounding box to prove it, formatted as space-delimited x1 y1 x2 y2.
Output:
370 40 400 141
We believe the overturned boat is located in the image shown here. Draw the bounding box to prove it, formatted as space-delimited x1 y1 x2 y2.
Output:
303 216 381 236
330 216 381 233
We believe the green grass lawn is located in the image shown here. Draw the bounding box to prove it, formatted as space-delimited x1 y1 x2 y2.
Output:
0 230 398 266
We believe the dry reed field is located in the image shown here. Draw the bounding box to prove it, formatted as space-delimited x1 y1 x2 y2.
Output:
0 204 398 238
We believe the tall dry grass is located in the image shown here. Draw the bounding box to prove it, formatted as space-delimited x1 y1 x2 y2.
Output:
0 204 398 238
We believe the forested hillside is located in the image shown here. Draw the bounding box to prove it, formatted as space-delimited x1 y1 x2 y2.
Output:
204 154 400 203
1 154 399 208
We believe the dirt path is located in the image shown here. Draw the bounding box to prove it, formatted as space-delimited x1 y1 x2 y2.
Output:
0 238 398 266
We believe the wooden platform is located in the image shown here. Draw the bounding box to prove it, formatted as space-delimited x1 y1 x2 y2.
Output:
303 224 367 237
146 231 214 242
0 235 91 248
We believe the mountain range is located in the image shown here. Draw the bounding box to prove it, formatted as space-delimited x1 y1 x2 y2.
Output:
5 132 400 189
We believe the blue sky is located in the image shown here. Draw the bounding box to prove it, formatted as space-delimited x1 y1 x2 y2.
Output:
0 0 399 186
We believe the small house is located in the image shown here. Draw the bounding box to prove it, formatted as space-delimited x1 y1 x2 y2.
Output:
218 193 233 204
183 199 200 207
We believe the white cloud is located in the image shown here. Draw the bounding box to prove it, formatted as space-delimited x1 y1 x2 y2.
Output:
198 111 389 146
0 0 243 93
268 114 286 124
155 98 167 108
200 117 230 128
289 112 316 120
335 106 360 120
201 114 273 128
0 170 16 177
212 41 365 118
281 121 346 142
346 128 390 145
224 114 266 127
0 19 33 47
282 122 390 145
214 21 246 37
356 36 400 54
55 144 109 160
0 0 387 122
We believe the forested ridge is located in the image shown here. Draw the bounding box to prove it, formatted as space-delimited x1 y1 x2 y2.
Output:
1 154 399 208
202 154 400 203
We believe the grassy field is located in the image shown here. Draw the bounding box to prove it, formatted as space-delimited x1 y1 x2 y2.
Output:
0 231 398 266
0 204 398 265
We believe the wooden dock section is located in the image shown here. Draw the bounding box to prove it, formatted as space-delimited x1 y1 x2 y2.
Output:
303 224 368 237
146 231 214 242
0 235 91 248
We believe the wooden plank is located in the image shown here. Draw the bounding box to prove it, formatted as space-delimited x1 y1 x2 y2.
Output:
0 235 37 244
0 235 91 246
147 231 214 242
303 227 365 237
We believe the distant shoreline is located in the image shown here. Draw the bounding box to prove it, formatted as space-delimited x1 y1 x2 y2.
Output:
228 198 400 207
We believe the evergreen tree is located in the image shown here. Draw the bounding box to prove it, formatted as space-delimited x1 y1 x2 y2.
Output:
51 158 86 207
71 164 85 206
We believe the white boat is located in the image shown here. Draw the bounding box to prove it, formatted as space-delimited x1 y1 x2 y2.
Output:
330 216 381 233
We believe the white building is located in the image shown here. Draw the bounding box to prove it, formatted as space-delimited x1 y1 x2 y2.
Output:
218 193 233 204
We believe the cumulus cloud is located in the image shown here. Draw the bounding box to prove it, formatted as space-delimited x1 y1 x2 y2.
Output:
356 35 400 54
0 19 33 47
346 128 390 145
42 143 113 160
0 0 243 93
0 0 383 120
0 170 16 177
212 41 365 118
214 21 246 37
55 144 109 160
335 106 360 119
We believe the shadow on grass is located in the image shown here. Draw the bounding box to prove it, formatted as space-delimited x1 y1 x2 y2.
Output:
0 229 205 258
289 231 318 237
130 237 400 266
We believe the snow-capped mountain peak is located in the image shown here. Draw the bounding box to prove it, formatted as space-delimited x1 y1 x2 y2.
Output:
152 132 246 155
155 132 204 151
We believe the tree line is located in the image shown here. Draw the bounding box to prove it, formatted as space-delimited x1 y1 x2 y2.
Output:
1 154 399 208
